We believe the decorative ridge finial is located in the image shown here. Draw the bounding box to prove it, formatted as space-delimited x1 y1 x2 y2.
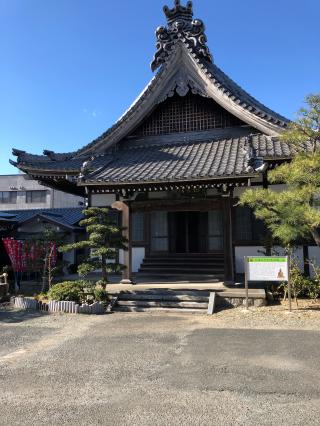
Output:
163 1 193 24
151 1 212 72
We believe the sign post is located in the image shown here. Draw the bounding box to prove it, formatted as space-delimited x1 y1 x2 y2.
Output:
244 258 249 310
244 256 290 311
287 255 292 312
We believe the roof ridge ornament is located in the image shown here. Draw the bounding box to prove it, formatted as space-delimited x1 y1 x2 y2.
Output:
163 0 193 24
151 0 213 72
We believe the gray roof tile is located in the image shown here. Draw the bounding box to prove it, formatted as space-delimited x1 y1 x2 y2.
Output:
0 208 85 228
84 134 291 185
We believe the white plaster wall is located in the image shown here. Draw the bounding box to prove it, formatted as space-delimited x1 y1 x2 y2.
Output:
235 246 264 274
108 248 145 273
132 247 145 273
233 184 288 199
52 190 85 208
91 194 116 207
235 246 304 274
274 246 304 270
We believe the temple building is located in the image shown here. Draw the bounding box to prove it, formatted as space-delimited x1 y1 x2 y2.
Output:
12 1 300 283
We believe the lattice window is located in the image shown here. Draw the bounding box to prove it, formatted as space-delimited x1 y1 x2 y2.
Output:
132 93 245 137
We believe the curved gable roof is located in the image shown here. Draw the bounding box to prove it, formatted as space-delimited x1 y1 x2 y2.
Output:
11 1 290 186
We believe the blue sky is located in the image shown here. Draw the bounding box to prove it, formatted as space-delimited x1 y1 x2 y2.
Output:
0 0 319 175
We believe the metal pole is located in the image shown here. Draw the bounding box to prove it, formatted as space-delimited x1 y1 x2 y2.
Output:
287 255 292 312
245 256 249 310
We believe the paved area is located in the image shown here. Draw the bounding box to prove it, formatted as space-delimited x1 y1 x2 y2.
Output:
0 306 320 425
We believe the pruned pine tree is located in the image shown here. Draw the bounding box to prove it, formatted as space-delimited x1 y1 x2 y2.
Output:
60 208 127 287
240 94 320 249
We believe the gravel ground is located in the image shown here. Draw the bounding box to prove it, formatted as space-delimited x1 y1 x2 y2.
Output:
0 303 320 425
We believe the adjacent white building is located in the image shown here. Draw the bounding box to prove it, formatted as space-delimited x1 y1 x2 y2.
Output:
0 174 85 211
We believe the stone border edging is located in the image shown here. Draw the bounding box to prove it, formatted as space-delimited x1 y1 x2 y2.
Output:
13 296 105 315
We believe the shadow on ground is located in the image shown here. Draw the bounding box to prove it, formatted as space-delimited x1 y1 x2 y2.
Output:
0 308 46 324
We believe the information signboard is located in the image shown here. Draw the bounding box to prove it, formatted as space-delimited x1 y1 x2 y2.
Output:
243 256 291 311
246 257 289 282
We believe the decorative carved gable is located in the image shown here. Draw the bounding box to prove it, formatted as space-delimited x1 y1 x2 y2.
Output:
130 93 246 137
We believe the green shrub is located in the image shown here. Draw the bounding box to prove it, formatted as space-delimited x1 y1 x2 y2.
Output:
94 287 108 302
47 280 90 303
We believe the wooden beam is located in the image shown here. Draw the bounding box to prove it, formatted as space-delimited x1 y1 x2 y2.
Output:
224 195 234 282
131 198 222 212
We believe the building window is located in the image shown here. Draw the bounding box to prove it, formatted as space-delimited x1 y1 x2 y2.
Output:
208 210 224 250
26 190 47 203
0 191 17 204
132 212 144 243
234 207 252 241
234 207 267 242
151 211 169 251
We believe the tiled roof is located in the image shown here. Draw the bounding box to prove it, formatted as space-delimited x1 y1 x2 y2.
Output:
11 150 86 172
10 132 297 188
83 134 293 185
73 57 289 157
0 208 85 228
206 62 288 126
10 49 290 168
0 212 17 224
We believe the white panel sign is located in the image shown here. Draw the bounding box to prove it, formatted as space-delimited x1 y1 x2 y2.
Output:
246 257 289 282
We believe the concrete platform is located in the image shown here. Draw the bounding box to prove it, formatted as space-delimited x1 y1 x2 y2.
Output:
107 282 266 311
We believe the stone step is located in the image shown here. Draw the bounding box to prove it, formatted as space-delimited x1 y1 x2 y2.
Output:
139 268 224 275
118 293 210 302
140 264 224 270
114 306 207 313
141 262 224 268
135 273 223 281
117 300 208 309
143 257 224 262
146 254 224 258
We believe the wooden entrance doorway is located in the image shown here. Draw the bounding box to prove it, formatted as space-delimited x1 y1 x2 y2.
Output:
150 210 224 255
170 211 203 253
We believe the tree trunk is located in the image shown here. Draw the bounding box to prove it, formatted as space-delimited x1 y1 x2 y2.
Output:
41 252 48 293
47 245 54 289
101 255 108 288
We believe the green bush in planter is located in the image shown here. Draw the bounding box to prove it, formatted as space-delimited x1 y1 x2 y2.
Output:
47 280 91 303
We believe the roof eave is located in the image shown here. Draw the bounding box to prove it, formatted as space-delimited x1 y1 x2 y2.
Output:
78 174 260 188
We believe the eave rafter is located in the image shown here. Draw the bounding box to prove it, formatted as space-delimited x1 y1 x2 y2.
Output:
83 175 258 198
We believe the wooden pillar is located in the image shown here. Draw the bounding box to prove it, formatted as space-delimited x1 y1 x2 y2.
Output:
224 194 234 283
112 201 133 284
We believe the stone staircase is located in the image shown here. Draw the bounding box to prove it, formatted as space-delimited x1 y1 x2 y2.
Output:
113 290 211 313
138 253 225 281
